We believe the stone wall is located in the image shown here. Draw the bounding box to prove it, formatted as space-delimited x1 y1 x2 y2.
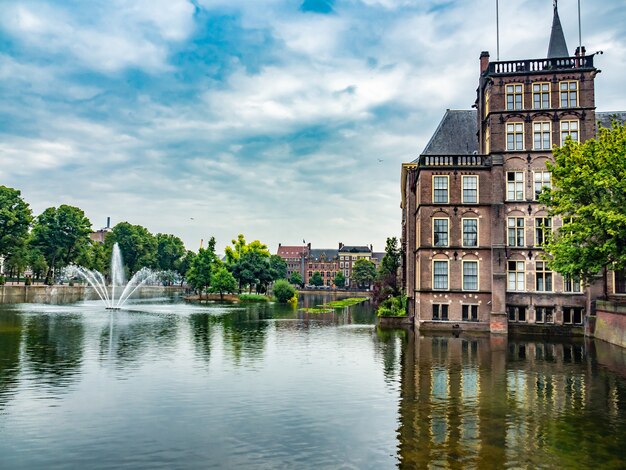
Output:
595 300 626 349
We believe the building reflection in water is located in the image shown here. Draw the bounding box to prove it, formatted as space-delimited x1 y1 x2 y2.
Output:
397 332 626 469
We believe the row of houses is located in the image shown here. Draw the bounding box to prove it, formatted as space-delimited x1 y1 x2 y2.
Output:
276 243 384 288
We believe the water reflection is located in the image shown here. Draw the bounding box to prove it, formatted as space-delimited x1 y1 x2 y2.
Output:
0 309 22 407
397 333 626 469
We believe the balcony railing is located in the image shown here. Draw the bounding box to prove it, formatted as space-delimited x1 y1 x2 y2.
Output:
488 55 594 75
419 155 489 167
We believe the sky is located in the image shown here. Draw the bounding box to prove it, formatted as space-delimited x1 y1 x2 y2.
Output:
1 0 624 254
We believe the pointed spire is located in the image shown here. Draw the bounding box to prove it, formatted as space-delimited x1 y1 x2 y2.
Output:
548 0 569 58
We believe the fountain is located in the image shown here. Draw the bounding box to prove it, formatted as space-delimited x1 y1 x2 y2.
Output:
65 243 157 309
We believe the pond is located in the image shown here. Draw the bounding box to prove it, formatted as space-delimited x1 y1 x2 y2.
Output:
1 294 626 469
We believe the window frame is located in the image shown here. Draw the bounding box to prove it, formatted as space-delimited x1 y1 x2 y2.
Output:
433 260 449 290
532 82 551 109
564 274 582 293
560 120 580 145
508 260 526 291
535 261 553 292
462 175 479 204
432 304 449 321
559 81 578 108
462 260 479 291
505 83 524 111
432 175 449 204
507 305 527 322
506 122 525 151
535 306 554 324
534 217 552 247
507 217 525 247
533 121 552 150
433 218 449 247
533 171 551 200
462 304 479 322
462 218 479 248
506 171 525 201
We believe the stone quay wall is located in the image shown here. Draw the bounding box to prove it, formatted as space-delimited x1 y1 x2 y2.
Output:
595 300 626 349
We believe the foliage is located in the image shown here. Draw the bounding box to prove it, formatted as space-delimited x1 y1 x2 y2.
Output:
310 271 323 286
326 297 367 308
210 266 238 300
238 293 270 302
177 250 196 284
224 234 270 264
0 275 4 286
374 237 402 305
0 186 33 260
155 233 186 272
273 279 296 303
540 121 626 284
186 237 218 297
231 249 274 293
333 271 346 288
351 258 377 288
289 271 303 287
31 205 92 284
376 295 407 317
106 222 157 276
269 254 287 280
79 241 107 273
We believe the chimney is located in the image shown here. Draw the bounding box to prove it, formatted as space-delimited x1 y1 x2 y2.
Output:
106 217 111 228
278 243 281 248
480 51 490 75
370 244 373 251
339 242 344 250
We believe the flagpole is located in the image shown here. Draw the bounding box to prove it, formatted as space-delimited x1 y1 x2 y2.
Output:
496 0 500 61
578 0 582 52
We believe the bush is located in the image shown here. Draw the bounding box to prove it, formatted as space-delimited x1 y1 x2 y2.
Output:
0 275 5 286
273 279 296 303
25 277 32 286
376 295 407 317
238 293 270 302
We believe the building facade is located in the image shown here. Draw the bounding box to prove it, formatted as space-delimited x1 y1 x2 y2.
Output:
401 4 619 334
276 244 309 282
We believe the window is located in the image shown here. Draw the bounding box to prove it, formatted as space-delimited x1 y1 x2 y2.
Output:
484 88 490 117
560 120 579 144
507 172 524 200
462 175 478 203
433 261 449 290
462 305 479 321
560 81 578 108
506 84 523 110
535 261 553 292
485 127 490 154
564 274 582 293
463 261 479 291
326 271 331 278
563 307 584 324
308 271 312 277
433 176 449 203
506 123 524 150
508 261 525 291
432 304 449 321
534 171 551 199
462 219 478 247
535 217 552 246
433 218 449 247
535 306 554 323
507 305 527 322
533 122 551 150
615 270 626 294
340 262 344 268
533 82 550 109
508 217 525 247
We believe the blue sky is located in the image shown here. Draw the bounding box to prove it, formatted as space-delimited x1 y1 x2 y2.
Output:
1 0 624 253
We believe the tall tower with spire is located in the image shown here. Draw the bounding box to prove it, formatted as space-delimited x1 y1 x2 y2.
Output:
401 1 606 334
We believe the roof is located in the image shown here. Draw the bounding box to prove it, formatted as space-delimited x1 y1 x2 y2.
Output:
309 249 338 261
547 3 569 58
597 112 626 129
417 110 478 159
277 245 307 257
371 252 385 262
338 245 371 254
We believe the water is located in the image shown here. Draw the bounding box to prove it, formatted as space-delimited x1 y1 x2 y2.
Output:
1 296 626 469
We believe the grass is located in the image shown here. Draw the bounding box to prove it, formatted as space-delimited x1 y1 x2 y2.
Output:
238 293 270 302
299 297 368 314
299 307 334 314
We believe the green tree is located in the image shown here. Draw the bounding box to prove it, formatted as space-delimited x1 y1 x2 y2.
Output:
79 241 107 273
540 121 626 291
310 271 323 287
224 234 270 265
289 271 303 287
269 254 287 280
0 186 33 261
155 233 186 272
31 205 92 284
210 266 238 300
351 258 377 289
187 237 218 297
375 237 402 302
334 271 346 288
273 279 296 303
177 250 196 285
106 222 157 276
231 250 272 293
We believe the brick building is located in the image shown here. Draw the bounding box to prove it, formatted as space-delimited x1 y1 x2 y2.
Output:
306 248 339 287
401 3 623 333
276 244 309 281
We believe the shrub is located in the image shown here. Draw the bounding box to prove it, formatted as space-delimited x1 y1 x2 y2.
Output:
0 275 5 286
273 279 296 303
25 277 32 286
377 295 407 317
238 293 270 302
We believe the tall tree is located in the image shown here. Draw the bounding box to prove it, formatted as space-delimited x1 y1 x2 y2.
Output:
289 271 303 287
376 237 402 298
310 271 323 287
31 205 92 284
177 250 196 285
351 258 377 289
224 234 270 265
187 237 218 298
210 266 238 300
106 222 157 276
0 186 33 260
155 233 186 272
269 254 287 281
540 121 626 289
334 271 346 288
